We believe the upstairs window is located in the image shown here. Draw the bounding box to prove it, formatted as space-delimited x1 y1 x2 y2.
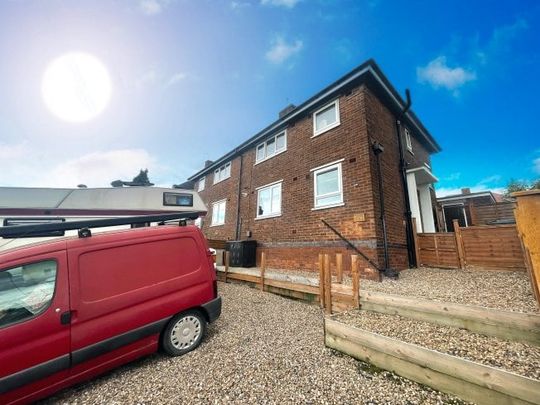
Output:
313 100 340 137
198 176 205 192
213 162 231 184
211 200 226 226
256 131 287 163
256 181 282 219
404 128 413 152
313 162 343 209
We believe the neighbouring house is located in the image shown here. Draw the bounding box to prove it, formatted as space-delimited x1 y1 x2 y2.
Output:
186 59 441 279
437 188 513 231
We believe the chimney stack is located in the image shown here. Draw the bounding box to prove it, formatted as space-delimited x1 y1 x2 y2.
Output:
204 160 213 168
461 187 471 195
279 104 296 119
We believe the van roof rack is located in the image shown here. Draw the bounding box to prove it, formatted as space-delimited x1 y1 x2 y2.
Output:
0 212 201 239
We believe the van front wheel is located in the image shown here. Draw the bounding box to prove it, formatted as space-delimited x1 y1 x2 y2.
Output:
161 311 206 356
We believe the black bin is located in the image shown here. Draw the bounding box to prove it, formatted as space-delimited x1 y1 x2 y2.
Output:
227 240 257 267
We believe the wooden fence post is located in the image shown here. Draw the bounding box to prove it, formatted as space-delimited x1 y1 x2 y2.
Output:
453 219 466 269
260 252 266 291
411 217 421 268
224 251 230 283
336 253 343 283
318 253 325 308
468 202 477 226
324 254 332 314
351 255 360 308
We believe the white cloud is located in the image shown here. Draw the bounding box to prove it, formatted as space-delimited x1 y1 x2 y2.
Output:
46 149 157 188
533 157 540 175
0 141 28 160
134 69 190 90
135 69 158 89
436 173 504 197
138 0 174 15
231 1 251 10
0 144 163 188
479 174 502 185
265 36 303 65
166 72 187 87
138 0 162 15
443 172 461 182
436 185 505 198
417 56 476 93
261 0 301 8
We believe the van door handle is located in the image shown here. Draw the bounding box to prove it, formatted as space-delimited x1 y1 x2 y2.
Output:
60 311 72 325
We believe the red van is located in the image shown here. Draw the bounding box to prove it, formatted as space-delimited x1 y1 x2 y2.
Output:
0 223 221 404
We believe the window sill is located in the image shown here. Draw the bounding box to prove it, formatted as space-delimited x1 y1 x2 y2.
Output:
311 202 345 211
210 223 225 227
255 213 282 221
254 148 287 166
312 121 341 138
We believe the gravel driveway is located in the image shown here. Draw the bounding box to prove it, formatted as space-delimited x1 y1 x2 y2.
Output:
44 282 468 404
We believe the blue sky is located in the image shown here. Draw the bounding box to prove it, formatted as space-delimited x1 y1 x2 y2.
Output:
0 0 538 196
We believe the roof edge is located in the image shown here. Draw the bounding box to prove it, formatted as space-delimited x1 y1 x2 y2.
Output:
188 59 441 181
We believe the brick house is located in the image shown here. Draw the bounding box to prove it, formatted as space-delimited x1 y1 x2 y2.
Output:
187 59 441 279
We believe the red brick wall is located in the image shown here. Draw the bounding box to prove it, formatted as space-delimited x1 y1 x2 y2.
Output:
194 84 434 279
197 158 241 241
363 85 434 270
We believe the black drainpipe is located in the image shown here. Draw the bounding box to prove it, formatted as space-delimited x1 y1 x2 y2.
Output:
396 89 416 267
234 151 243 240
372 142 392 275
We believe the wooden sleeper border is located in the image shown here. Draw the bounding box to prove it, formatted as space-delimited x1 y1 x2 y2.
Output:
325 318 540 405
360 290 540 346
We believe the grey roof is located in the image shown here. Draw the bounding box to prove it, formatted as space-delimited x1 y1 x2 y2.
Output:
437 191 497 202
188 59 441 181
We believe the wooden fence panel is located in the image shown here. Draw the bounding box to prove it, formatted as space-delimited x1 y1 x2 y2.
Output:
415 225 526 271
472 202 515 225
207 239 227 250
417 233 459 268
461 225 526 270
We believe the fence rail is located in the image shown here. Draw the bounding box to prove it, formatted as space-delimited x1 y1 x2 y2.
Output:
414 220 526 271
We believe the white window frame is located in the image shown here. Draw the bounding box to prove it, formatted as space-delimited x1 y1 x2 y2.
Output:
213 162 231 184
311 160 344 210
312 99 341 137
255 130 287 164
404 128 413 153
198 176 206 192
211 199 227 226
255 180 283 220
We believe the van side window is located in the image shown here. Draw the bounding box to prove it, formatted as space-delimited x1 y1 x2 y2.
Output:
0 260 57 329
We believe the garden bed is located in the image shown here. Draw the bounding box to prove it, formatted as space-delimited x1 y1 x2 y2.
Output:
325 315 540 405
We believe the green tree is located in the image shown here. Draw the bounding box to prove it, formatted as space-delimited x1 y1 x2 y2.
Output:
505 178 540 196
506 179 529 195
132 169 151 185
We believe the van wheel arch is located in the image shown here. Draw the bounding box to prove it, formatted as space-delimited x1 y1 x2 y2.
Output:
160 309 207 356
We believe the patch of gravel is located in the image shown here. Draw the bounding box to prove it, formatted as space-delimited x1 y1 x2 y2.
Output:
258 266 538 314
336 310 540 380
43 283 469 404
361 267 538 314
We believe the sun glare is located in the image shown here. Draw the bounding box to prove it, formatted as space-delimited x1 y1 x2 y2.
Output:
42 52 112 123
